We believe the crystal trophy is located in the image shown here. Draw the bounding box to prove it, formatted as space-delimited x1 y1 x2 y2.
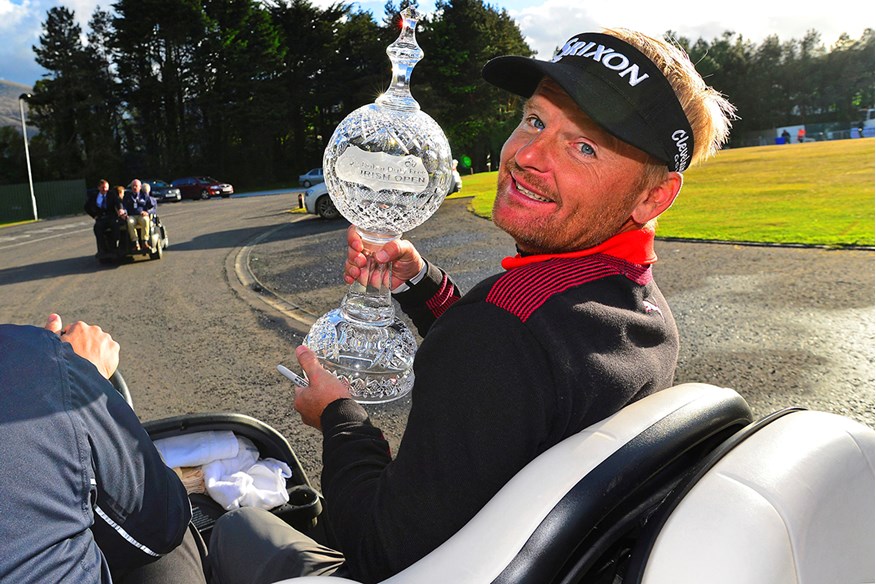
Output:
303 7 453 403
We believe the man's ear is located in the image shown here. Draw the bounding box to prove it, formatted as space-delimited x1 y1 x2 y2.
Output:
631 172 683 225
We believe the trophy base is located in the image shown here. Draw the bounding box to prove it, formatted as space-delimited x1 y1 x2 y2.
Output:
304 308 416 403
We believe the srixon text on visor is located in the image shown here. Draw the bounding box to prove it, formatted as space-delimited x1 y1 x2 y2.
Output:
551 39 650 87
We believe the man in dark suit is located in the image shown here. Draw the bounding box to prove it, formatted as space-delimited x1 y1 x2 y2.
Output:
85 179 122 255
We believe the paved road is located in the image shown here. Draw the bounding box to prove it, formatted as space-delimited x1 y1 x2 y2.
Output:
1 194 872 486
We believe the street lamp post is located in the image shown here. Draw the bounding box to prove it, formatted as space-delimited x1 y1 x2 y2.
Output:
18 93 38 221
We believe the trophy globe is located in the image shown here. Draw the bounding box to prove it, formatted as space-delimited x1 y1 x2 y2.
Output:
303 7 453 403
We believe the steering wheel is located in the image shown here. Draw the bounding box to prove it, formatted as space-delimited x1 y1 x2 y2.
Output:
110 369 133 409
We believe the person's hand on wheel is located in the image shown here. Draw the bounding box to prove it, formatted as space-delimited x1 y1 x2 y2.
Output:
44 313 120 379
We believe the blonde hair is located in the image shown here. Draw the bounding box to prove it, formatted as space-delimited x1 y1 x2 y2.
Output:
604 28 736 167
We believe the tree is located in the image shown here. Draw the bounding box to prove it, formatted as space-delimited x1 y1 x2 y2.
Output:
194 0 285 185
822 29 875 125
30 6 90 179
111 0 208 176
418 0 533 171
79 8 126 182
0 127 27 184
267 0 352 175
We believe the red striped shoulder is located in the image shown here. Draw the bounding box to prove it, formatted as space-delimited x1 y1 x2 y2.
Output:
486 254 651 322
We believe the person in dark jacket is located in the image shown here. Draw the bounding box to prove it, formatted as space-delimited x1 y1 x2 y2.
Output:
0 315 206 584
85 179 124 254
124 179 156 251
209 28 736 584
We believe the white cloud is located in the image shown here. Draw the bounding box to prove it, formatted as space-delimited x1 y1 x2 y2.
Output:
510 0 874 60
0 0 35 33
0 0 106 83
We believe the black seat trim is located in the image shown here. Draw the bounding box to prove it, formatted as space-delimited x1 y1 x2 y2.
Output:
492 391 753 584
622 407 806 584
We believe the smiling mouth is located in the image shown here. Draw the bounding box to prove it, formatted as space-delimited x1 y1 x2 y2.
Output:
515 180 552 203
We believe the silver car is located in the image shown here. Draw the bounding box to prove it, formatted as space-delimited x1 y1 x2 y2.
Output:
298 182 340 219
143 179 182 203
298 168 324 188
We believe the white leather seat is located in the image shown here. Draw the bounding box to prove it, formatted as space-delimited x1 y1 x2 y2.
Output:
275 383 752 584
635 410 875 584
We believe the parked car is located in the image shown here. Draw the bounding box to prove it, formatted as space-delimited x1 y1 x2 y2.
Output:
298 168 324 188
171 176 234 200
143 179 181 203
298 182 340 220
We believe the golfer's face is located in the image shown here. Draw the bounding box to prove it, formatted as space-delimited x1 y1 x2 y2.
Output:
493 79 652 253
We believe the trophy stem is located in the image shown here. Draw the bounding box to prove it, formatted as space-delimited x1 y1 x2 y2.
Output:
303 228 417 402
340 231 398 326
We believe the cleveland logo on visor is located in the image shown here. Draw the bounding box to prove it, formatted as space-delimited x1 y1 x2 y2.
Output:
552 37 651 88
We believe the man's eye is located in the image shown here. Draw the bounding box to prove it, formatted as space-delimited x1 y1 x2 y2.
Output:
526 116 545 130
578 143 595 156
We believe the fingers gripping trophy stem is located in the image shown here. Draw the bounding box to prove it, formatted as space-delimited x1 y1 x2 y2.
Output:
340 233 397 326
353 242 392 294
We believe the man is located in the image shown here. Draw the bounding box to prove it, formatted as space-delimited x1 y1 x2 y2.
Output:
125 179 156 251
85 179 122 255
0 315 206 583
209 28 735 584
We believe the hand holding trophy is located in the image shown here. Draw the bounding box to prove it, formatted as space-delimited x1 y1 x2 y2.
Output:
303 7 453 403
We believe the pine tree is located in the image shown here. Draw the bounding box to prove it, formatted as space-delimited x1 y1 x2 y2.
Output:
418 0 533 171
30 6 90 179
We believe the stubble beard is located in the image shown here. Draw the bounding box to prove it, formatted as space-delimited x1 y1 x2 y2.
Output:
493 162 640 254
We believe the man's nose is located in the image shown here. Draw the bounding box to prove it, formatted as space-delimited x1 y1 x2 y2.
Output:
514 132 552 172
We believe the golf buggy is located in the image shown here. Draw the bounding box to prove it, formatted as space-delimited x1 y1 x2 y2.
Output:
111 371 874 584
94 213 169 263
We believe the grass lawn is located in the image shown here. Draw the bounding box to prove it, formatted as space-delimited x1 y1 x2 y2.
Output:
458 138 875 247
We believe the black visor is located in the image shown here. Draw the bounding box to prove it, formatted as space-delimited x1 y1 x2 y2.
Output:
483 33 694 172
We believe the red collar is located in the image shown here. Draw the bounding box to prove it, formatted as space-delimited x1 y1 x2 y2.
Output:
501 227 657 270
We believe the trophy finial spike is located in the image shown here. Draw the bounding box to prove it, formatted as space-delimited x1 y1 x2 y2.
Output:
376 6 423 110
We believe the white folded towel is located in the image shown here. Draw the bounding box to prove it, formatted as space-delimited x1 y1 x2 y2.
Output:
203 436 292 510
238 459 293 509
153 430 239 469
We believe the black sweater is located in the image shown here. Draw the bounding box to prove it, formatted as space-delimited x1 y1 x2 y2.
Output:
319 252 679 583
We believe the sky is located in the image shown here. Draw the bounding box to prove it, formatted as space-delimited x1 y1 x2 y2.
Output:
1 0 873 87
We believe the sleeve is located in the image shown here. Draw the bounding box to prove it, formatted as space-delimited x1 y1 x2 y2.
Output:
62 345 192 571
84 195 97 218
392 260 462 337
319 301 553 583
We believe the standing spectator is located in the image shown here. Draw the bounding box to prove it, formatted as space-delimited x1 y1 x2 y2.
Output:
797 127 806 143
781 129 791 144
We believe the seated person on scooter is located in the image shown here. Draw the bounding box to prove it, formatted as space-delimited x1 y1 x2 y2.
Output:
0 315 206 584
85 179 122 254
124 179 156 251
208 27 735 584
